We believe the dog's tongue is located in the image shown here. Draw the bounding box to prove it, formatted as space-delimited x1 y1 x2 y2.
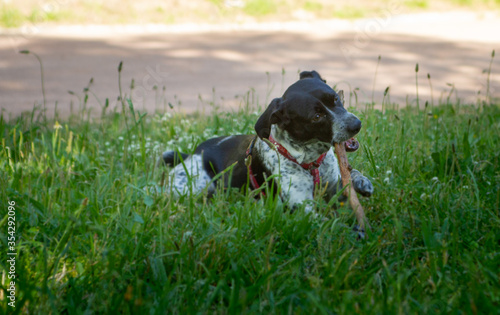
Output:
345 138 360 152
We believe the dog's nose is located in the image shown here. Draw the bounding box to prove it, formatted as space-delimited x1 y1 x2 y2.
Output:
347 119 362 134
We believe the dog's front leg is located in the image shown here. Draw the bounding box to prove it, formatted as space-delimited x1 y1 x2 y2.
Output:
350 169 374 197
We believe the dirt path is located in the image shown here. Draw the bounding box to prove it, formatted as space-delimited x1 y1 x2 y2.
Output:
1 12 499 118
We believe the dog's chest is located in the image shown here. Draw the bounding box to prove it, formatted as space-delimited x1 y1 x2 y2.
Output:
256 140 341 190
318 150 341 188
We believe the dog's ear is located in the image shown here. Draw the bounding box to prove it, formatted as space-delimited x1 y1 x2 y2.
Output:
255 98 288 139
299 70 326 83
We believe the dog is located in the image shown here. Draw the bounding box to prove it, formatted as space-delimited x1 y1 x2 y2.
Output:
161 71 373 214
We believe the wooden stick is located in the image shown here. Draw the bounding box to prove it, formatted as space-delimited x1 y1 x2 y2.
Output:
335 90 369 232
334 141 369 232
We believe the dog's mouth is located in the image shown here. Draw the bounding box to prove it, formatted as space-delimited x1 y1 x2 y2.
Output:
334 137 359 152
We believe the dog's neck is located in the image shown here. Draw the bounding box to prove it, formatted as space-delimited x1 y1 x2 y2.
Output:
270 125 330 164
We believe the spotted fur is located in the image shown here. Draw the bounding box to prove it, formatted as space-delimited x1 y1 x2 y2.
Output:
161 70 374 213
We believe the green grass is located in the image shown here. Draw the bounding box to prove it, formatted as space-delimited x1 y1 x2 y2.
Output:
1 60 500 314
332 6 368 20
243 0 278 17
0 6 24 28
405 0 430 9
303 1 324 12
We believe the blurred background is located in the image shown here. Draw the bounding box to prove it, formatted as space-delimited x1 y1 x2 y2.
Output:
2 0 500 26
1 0 499 117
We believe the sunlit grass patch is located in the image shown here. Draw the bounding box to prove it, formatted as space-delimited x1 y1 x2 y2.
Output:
1 0 500 28
0 6 24 28
243 0 278 17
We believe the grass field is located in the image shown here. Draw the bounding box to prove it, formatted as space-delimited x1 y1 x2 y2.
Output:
1 58 500 313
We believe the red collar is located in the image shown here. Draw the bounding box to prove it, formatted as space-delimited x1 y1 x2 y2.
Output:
246 135 327 194
267 134 327 173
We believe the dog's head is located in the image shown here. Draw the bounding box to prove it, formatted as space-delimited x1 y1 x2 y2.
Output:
255 71 361 146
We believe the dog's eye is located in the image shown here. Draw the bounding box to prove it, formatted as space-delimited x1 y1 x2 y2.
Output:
312 113 324 122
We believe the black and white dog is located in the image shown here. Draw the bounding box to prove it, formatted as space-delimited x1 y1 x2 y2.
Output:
161 71 373 214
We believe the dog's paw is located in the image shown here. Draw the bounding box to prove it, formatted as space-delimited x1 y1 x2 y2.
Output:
350 169 373 197
353 224 366 240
